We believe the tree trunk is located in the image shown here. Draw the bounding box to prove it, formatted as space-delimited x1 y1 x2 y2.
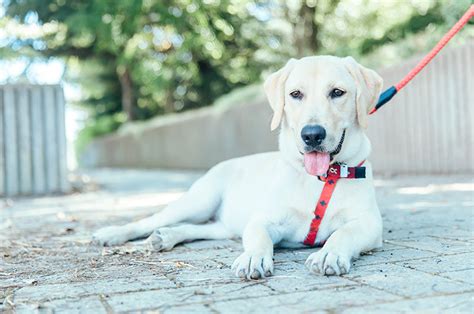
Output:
164 89 174 113
296 4 318 56
304 4 318 54
118 68 136 121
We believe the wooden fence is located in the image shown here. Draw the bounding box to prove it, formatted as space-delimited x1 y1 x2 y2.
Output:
0 84 69 197
368 42 473 174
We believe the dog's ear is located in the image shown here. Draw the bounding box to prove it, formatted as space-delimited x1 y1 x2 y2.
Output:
344 57 383 129
264 58 297 131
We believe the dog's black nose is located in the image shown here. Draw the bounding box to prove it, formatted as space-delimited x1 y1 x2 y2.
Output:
301 125 326 147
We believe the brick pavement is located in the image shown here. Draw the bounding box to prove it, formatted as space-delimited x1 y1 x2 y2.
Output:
1 169 472 313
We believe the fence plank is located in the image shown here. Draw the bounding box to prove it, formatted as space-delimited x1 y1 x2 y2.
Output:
3 86 19 196
30 86 47 195
43 86 59 192
17 87 33 195
0 89 4 196
56 86 69 192
464 43 474 168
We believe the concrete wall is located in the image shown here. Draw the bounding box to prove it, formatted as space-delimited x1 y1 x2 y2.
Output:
81 86 278 169
0 84 70 197
81 43 473 174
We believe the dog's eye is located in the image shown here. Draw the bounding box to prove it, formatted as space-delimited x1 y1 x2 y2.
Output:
330 88 346 99
289 90 303 100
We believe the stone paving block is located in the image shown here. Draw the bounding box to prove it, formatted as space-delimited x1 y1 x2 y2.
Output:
263 261 357 294
146 246 239 265
170 263 240 287
210 248 312 268
273 248 312 263
383 226 449 241
384 225 473 242
442 227 474 243
208 285 400 313
387 236 473 254
440 269 474 284
162 303 215 314
13 296 106 314
76 262 167 282
374 242 409 251
182 239 241 251
382 204 471 221
14 275 174 303
105 281 274 312
142 252 228 272
290 245 437 270
347 263 471 297
341 292 474 313
394 252 474 276
356 247 438 267
211 303 327 314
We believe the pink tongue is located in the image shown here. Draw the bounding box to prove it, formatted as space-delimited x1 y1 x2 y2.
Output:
304 152 330 176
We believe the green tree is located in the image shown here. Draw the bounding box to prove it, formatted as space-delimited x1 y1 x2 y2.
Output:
6 0 272 122
266 0 472 67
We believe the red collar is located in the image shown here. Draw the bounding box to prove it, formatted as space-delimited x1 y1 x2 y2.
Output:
304 160 366 246
317 161 366 182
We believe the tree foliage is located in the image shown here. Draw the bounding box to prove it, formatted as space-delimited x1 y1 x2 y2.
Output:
7 1 272 119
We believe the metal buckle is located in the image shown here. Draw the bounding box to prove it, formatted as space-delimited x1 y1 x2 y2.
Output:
340 164 348 178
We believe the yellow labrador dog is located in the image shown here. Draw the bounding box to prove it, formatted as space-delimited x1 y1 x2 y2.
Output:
93 56 384 280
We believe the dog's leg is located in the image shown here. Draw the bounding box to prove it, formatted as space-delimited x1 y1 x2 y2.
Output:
305 215 382 276
93 168 226 246
146 222 233 251
231 220 279 280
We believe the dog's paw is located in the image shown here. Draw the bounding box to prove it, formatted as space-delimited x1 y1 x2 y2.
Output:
92 226 129 246
146 228 177 251
231 251 273 280
305 249 351 276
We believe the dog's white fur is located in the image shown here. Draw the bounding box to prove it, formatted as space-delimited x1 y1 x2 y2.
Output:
93 56 384 279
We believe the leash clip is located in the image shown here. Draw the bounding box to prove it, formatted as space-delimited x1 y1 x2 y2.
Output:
340 164 349 178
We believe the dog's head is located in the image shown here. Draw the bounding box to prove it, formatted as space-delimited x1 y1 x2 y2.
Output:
264 56 382 175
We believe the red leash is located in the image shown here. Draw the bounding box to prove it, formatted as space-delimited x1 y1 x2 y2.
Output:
303 6 473 246
370 5 474 114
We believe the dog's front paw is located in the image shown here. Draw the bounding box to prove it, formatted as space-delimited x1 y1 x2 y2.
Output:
305 249 351 276
231 251 273 280
92 226 129 246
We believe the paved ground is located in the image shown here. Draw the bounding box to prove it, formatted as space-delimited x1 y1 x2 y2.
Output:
1 169 473 313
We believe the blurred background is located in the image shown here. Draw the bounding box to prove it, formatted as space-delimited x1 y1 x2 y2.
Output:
0 0 472 196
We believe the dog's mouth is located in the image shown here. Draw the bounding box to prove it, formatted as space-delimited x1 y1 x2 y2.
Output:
299 130 346 176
